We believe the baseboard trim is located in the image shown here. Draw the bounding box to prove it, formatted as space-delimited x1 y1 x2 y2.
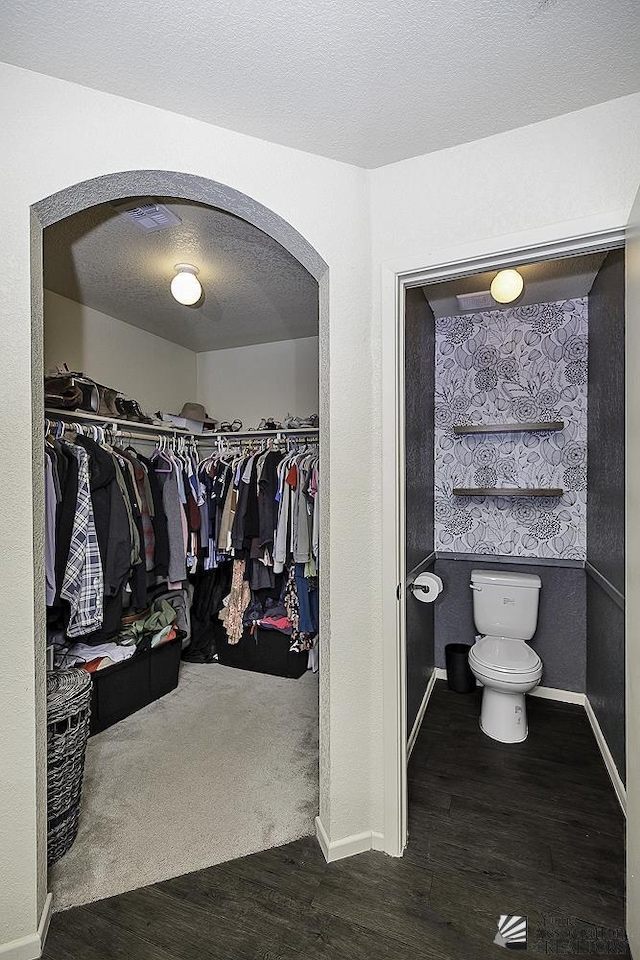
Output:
0 894 52 960
315 817 381 863
529 686 586 705
407 670 438 758
584 698 627 816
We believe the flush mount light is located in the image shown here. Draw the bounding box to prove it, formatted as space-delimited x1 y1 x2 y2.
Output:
170 263 202 306
490 268 524 305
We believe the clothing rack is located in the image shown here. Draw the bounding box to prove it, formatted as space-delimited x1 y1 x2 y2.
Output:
44 407 319 445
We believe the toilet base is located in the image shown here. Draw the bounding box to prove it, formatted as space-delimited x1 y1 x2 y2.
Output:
479 687 529 743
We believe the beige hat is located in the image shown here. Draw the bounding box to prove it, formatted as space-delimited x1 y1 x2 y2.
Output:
178 402 217 426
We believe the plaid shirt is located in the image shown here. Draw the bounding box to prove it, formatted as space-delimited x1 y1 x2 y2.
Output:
61 445 104 637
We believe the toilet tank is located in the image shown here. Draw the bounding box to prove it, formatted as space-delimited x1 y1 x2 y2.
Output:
470 569 541 641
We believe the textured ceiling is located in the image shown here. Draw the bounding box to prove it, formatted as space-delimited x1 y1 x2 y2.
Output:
44 198 319 352
424 252 608 317
3 0 640 167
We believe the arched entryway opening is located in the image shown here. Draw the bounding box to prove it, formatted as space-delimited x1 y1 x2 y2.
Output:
31 169 330 906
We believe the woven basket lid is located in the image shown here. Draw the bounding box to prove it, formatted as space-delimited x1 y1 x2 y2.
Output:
47 669 92 723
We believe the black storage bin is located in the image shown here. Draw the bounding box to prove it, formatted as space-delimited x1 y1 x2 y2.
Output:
217 626 309 679
89 636 182 735
445 643 476 693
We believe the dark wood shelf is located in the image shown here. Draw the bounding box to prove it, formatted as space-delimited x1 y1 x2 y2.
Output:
453 487 563 498
453 421 564 435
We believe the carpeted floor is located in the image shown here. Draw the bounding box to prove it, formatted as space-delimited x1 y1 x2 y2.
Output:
49 662 319 911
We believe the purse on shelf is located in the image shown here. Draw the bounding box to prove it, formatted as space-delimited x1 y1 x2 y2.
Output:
44 372 99 412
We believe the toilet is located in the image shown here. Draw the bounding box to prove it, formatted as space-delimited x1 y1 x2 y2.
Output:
468 569 543 743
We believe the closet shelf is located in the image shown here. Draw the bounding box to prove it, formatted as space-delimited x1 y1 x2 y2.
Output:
453 421 564 435
453 487 563 498
44 408 319 441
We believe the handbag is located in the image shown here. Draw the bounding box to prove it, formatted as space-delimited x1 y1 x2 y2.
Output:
44 372 99 413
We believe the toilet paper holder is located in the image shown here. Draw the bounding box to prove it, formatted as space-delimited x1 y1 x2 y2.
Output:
408 571 443 602
409 582 432 595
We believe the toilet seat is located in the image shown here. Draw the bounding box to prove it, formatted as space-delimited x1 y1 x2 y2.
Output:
469 636 542 675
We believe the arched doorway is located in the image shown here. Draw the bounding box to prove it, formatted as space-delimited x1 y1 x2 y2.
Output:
31 169 330 904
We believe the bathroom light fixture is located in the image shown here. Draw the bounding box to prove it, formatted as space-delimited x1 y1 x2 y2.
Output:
170 263 202 305
490 268 524 305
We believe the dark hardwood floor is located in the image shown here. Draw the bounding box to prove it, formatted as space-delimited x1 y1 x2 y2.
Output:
42 681 629 959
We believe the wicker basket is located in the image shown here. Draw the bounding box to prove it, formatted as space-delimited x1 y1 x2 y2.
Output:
46 669 92 865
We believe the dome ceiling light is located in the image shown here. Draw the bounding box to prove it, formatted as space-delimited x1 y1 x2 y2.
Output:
490 268 524 305
170 263 202 306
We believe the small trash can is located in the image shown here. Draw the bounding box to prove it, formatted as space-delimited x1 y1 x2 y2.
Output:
46 668 92 865
444 643 476 693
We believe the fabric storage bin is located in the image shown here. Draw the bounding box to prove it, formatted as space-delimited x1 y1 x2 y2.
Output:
47 669 92 864
89 635 182 735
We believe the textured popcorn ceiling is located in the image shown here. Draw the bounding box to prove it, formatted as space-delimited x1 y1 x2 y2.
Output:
2 0 640 167
44 198 319 352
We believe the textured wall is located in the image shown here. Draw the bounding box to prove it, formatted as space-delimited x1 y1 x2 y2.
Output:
404 288 435 733
44 290 198 415
0 62 371 950
586 248 625 781
197 336 319 427
434 298 588 560
586 250 625 592
434 558 587 692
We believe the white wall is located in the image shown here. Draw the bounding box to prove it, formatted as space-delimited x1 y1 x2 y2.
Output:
197 336 318 427
0 62 371 955
367 93 640 841
2 59 640 956
44 291 198 415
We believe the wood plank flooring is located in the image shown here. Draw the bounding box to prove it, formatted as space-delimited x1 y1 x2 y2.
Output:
42 681 629 959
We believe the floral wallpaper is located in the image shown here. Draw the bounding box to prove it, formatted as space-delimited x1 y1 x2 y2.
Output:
435 298 588 560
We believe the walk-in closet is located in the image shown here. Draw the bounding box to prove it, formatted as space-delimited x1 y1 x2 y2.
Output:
42 196 321 909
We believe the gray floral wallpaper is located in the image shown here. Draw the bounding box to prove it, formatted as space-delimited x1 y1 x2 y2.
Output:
435 298 588 560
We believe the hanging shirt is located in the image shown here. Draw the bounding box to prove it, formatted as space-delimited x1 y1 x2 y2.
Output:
44 452 57 606
61 445 104 637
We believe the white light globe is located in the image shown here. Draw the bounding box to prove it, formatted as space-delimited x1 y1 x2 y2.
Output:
170 264 202 305
490 268 524 305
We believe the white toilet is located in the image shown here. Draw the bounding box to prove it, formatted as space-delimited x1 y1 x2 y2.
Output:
468 569 543 743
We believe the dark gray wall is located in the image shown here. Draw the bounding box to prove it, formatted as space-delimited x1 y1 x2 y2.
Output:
405 288 435 733
586 248 625 781
587 577 625 778
434 557 586 693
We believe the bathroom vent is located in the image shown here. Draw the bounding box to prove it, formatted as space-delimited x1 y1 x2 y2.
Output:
456 290 494 311
115 200 182 232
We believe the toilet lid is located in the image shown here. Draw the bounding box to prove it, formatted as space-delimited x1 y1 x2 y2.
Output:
470 636 541 673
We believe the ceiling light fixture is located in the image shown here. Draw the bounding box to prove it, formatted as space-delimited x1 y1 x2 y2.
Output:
170 263 202 305
490 268 524 305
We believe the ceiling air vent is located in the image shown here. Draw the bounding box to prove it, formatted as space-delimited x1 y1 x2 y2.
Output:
456 290 494 311
115 200 182 232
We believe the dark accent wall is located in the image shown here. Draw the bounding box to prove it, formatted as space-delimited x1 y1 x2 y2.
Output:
586 248 625 780
405 288 435 733
434 557 586 692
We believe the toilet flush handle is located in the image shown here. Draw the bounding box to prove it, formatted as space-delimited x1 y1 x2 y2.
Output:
470 584 482 591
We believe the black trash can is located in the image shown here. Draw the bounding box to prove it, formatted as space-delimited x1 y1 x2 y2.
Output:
445 643 476 693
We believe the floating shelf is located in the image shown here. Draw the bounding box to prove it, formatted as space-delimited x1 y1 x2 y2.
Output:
453 487 563 498
453 421 564 435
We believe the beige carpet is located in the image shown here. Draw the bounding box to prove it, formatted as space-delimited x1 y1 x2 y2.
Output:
49 662 319 911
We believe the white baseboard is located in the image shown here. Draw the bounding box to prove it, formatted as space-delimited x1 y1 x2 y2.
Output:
529 685 586 705
407 670 438 758
436 669 584 705
0 893 52 960
315 816 382 863
584 697 627 816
